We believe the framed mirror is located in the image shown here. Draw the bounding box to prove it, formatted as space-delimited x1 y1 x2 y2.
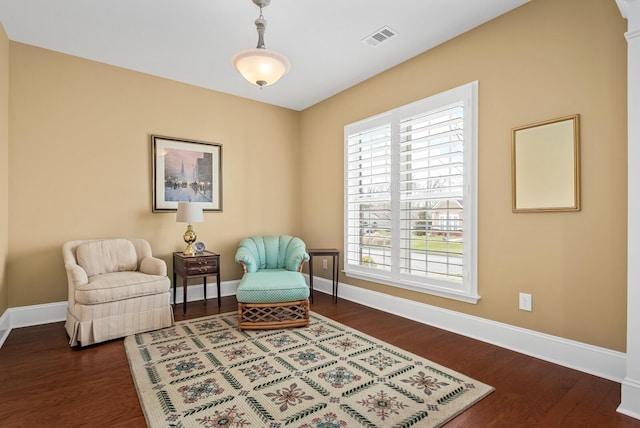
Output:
511 114 580 212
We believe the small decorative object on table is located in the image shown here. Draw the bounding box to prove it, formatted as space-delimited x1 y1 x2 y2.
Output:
194 241 206 254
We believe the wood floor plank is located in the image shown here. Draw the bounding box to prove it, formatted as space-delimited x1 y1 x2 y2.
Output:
0 292 638 427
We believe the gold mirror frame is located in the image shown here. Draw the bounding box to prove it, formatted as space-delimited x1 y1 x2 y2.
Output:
511 114 580 212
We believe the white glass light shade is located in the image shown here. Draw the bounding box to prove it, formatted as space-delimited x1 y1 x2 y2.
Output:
176 202 204 224
231 48 291 87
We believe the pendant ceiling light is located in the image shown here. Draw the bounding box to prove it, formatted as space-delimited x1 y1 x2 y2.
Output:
231 0 290 88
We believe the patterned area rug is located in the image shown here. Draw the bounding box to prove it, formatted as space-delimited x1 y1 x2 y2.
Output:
125 312 493 427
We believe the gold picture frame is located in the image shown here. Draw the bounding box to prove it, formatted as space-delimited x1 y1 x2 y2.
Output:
511 115 580 212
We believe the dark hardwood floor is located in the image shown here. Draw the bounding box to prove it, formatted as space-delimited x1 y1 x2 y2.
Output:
0 292 638 427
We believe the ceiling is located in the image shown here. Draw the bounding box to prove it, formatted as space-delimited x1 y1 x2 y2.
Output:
0 0 528 111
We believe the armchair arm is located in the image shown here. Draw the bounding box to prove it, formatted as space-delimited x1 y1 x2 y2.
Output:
140 256 167 276
235 247 259 273
238 261 248 274
65 263 89 287
285 247 310 272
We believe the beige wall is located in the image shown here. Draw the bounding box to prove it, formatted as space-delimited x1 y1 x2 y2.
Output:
3 0 629 352
0 23 8 316
8 42 301 307
300 0 628 351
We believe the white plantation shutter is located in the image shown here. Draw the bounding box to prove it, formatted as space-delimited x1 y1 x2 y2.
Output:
345 120 392 271
344 82 479 303
399 102 464 283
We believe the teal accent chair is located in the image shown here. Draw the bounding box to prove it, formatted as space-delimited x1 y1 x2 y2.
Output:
235 236 310 330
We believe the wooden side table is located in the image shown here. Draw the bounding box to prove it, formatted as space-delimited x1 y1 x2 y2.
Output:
307 248 340 303
173 251 220 314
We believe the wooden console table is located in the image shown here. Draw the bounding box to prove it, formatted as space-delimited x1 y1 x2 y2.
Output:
173 251 220 314
307 248 340 303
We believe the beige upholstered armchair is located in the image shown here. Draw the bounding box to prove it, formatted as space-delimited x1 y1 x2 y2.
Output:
62 238 173 346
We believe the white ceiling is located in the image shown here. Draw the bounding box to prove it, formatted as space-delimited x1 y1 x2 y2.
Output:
0 0 528 111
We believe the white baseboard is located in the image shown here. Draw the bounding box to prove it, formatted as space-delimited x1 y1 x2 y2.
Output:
172 279 239 304
9 301 68 328
309 275 627 383
0 309 10 348
618 378 640 419
0 277 627 385
0 301 68 348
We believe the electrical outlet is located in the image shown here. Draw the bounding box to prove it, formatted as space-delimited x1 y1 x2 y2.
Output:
322 259 328 269
519 293 532 311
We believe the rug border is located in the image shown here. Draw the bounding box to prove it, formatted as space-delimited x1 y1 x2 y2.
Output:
124 334 156 427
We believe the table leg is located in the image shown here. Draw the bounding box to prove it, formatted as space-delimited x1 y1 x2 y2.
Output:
217 274 221 311
183 276 187 314
173 272 177 306
203 277 208 304
309 256 314 303
334 254 339 303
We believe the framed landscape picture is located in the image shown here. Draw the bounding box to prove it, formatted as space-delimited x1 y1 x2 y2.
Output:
151 135 222 212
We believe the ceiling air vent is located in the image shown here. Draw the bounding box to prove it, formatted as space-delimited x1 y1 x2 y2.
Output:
362 26 397 47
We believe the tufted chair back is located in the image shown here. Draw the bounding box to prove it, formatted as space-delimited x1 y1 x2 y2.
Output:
234 235 309 273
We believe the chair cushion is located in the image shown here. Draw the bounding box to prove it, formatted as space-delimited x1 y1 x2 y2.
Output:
236 270 310 304
74 271 170 305
76 239 138 277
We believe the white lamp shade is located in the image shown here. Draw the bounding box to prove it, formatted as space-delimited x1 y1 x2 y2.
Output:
231 48 291 86
176 202 204 223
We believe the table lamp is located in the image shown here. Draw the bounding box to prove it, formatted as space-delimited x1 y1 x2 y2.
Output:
176 202 204 256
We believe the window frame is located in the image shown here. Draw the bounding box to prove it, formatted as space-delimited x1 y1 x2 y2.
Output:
343 82 479 303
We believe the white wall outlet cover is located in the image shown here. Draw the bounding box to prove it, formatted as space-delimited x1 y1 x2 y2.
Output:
519 292 532 311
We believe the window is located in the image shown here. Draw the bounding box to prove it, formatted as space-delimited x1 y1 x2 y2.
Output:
344 82 479 303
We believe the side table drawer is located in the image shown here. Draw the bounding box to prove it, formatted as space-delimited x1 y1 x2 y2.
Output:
185 257 218 275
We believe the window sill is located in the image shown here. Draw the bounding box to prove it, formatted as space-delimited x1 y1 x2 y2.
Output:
344 270 481 304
